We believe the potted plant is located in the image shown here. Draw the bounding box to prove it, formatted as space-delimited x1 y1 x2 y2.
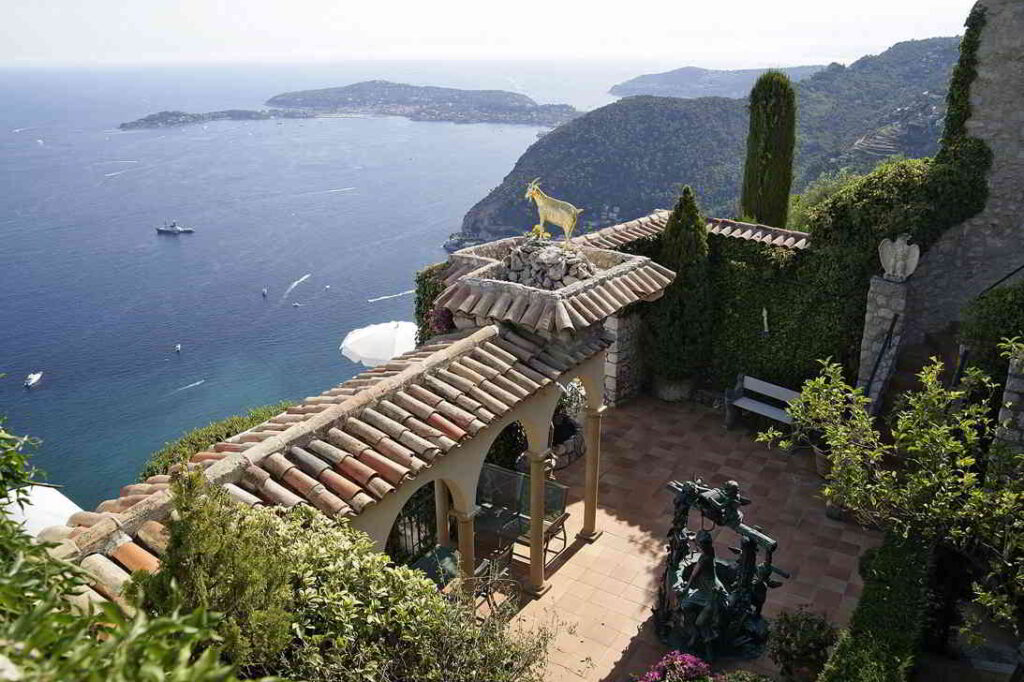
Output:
767 607 838 682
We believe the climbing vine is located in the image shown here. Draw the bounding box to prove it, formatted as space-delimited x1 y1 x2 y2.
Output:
414 261 452 343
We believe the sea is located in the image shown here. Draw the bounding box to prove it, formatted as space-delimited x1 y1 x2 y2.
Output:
0 60 670 509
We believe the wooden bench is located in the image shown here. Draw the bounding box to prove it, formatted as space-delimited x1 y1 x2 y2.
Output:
724 374 800 429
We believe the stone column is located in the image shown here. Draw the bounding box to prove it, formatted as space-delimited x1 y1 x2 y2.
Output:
452 507 477 582
856 275 908 409
525 450 551 597
434 480 451 548
996 356 1024 453
603 312 642 407
578 405 605 543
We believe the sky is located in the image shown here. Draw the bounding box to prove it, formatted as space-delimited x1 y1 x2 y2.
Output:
3 0 976 68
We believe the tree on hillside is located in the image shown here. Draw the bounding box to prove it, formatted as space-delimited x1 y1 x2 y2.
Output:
741 70 797 227
645 186 712 398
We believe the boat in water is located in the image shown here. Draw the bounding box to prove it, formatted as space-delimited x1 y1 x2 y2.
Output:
156 220 195 235
24 372 42 388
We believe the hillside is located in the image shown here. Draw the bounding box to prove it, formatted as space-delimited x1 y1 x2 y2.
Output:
455 96 747 247
610 65 825 99
266 80 577 126
456 36 959 244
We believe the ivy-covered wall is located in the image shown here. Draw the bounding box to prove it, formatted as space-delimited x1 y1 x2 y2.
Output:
703 236 871 390
413 261 451 343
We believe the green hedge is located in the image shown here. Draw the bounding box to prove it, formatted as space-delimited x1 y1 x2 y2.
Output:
818 535 932 682
960 278 1024 386
138 401 293 480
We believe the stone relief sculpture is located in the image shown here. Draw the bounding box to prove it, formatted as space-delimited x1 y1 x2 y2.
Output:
654 478 789 662
878 234 920 282
524 178 584 245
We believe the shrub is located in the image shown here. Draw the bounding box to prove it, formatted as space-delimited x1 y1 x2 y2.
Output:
768 607 838 680
414 261 452 343
787 168 862 233
645 186 712 384
817 536 931 682
139 402 293 481
134 476 552 681
741 70 797 227
1 422 241 682
959 278 1024 389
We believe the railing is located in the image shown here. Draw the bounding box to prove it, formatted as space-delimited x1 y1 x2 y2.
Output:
866 314 901 413
978 261 1024 298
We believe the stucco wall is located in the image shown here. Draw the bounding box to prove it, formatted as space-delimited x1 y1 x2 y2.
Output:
905 0 1024 343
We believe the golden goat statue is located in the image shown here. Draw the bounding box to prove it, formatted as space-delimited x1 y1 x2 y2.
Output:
524 178 583 245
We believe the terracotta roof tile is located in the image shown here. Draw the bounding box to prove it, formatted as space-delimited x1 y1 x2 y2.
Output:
110 541 160 573
49 322 611 602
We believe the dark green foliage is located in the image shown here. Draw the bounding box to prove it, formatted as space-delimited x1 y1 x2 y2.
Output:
414 261 451 344
1 423 241 682
941 6 987 145
133 478 552 682
131 475 294 673
768 607 838 680
703 237 868 389
741 71 796 227
139 401 294 481
817 536 931 682
645 187 712 383
960 279 1024 388
787 169 863 232
485 421 528 469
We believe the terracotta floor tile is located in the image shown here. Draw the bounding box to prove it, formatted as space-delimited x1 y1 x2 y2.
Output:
501 397 881 681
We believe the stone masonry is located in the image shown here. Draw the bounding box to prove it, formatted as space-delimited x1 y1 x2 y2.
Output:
905 0 1024 344
856 276 908 408
603 311 643 407
995 356 1024 452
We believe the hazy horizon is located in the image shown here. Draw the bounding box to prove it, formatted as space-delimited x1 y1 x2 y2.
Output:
4 0 975 71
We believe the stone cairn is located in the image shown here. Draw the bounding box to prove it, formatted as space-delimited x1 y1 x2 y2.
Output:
502 239 598 290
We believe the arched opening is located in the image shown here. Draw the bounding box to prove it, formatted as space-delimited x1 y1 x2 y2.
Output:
385 481 439 566
550 377 587 472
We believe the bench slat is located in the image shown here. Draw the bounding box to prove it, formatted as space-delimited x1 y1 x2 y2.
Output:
742 376 800 403
733 397 793 424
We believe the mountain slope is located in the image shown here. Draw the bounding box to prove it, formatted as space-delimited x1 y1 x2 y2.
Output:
457 37 959 243
610 65 825 99
458 96 747 243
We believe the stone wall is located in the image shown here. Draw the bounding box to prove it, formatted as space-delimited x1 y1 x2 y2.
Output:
856 276 908 408
603 311 643 406
905 0 1024 344
995 357 1024 452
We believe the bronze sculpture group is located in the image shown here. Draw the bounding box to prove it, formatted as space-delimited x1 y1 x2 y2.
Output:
654 478 789 661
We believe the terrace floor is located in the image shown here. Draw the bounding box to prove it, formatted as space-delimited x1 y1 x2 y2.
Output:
510 396 883 681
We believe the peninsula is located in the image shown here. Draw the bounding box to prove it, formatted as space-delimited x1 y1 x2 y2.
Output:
266 80 578 127
119 108 314 130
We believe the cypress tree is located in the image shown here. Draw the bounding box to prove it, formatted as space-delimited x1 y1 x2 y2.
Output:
646 185 712 389
740 70 796 227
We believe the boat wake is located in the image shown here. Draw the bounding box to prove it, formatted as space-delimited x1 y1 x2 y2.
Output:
169 379 205 394
281 273 312 301
104 169 135 177
367 288 414 303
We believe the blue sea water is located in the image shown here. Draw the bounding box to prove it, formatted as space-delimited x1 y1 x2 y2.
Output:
0 60 662 509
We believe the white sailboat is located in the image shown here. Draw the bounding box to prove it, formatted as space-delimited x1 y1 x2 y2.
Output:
24 372 42 388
